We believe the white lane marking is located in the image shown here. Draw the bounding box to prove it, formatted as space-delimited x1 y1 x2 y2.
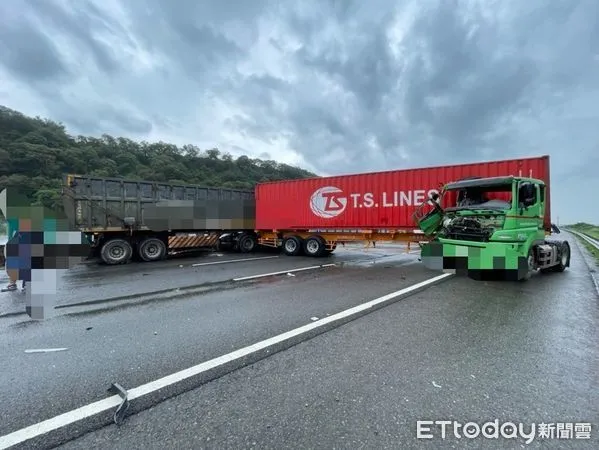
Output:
24 348 68 354
0 272 452 449
0 397 122 450
191 255 279 267
233 264 337 281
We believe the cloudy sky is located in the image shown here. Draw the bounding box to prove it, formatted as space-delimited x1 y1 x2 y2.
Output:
0 0 597 223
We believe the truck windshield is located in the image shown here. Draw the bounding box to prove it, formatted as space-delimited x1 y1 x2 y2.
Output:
445 184 513 211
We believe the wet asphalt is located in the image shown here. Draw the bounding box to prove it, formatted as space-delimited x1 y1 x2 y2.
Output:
0 244 419 316
0 244 427 437
2 239 599 449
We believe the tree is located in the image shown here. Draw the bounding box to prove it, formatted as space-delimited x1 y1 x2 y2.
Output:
0 105 318 213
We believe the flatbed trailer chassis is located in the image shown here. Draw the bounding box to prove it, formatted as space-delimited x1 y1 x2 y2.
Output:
84 228 427 265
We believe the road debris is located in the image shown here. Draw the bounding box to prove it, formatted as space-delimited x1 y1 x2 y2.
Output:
107 382 130 425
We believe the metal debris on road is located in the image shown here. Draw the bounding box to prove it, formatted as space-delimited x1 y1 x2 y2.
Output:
107 382 130 426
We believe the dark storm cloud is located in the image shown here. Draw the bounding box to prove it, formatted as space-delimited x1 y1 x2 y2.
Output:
118 0 271 81
58 103 153 136
22 0 122 75
0 17 70 83
222 74 292 141
285 0 399 114
297 30 398 114
400 1 539 155
0 0 598 222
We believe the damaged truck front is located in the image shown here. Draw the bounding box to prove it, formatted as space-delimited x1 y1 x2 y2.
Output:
413 176 570 281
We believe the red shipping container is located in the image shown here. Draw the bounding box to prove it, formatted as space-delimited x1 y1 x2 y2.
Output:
255 155 551 231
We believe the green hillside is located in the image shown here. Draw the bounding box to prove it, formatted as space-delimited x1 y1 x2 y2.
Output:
567 222 599 240
0 105 317 211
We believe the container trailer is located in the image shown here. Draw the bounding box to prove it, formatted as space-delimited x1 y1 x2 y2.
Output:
250 155 555 258
62 155 560 266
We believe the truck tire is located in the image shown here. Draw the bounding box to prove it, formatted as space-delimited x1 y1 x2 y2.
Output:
101 239 133 265
304 235 326 257
520 247 536 281
540 241 571 273
282 236 303 256
138 237 167 262
238 234 257 253
553 241 570 272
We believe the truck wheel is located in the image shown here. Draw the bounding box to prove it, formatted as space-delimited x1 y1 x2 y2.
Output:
101 239 133 265
238 234 257 253
282 236 303 256
304 235 326 257
554 241 570 272
138 237 167 262
520 247 535 281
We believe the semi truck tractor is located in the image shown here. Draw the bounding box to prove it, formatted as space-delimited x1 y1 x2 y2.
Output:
413 173 570 281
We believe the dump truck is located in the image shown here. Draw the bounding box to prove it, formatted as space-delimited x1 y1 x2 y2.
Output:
413 168 570 281
62 174 257 265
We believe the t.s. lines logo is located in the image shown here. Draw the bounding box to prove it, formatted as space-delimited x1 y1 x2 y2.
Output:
310 186 348 218
309 186 439 219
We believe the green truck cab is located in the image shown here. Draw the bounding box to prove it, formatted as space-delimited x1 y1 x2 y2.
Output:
413 176 570 281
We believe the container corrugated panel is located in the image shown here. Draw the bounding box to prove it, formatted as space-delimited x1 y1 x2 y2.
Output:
255 156 551 231
63 175 254 230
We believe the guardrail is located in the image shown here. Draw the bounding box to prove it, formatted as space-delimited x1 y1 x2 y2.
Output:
565 229 599 251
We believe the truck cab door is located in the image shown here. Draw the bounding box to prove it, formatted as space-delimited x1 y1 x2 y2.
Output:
413 193 444 236
516 182 542 228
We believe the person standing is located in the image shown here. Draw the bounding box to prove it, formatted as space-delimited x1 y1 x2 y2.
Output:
1 188 90 318
2 208 24 292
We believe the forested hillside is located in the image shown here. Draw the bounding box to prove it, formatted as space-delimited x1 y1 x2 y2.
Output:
0 105 317 210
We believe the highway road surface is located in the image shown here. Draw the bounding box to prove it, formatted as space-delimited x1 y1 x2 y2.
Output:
1 239 598 449
0 244 419 317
